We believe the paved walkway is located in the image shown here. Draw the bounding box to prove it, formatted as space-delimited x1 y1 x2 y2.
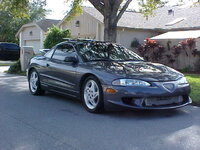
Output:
0 66 9 73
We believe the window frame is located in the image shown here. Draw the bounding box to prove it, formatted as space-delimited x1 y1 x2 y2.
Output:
50 43 77 62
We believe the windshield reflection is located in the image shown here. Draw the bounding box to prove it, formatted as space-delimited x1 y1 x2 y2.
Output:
76 42 144 62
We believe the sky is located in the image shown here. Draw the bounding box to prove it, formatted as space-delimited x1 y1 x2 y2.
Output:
45 0 195 20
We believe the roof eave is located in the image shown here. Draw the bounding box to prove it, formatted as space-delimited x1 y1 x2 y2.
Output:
15 23 44 37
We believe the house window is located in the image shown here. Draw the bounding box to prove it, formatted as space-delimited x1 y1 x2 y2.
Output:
75 21 80 27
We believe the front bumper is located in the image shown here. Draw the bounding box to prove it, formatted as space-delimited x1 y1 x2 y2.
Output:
103 82 192 110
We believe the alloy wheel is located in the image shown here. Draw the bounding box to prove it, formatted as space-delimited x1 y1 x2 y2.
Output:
29 71 39 93
84 80 100 109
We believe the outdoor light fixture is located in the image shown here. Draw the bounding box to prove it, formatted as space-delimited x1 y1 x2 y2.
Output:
29 31 33 36
75 20 80 27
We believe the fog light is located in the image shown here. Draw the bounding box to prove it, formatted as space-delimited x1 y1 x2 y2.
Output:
106 88 117 94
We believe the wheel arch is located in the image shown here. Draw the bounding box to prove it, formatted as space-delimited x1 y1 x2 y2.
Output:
79 73 101 92
27 67 36 80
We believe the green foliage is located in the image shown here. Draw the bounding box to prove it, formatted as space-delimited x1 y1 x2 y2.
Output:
7 60 21 74
139 0 167 18
0 0 29 18
130 38 140 48
64 0 83 22
186 74 200 105
43 26 71 49
0 0 48 43
181 66 193 73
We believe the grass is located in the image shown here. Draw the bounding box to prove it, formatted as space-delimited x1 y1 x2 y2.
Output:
0 61 16 66
0 63 12 66
185 74 200 106
4 70 26 76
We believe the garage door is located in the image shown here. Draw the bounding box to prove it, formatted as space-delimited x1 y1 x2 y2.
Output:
25 40 41 54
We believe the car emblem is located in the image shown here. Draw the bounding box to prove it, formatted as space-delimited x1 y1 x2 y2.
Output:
163 83 175 93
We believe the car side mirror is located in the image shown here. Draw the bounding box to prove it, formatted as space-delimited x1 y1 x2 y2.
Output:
64 56 78 64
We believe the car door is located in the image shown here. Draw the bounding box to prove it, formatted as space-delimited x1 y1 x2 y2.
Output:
45 44 78 96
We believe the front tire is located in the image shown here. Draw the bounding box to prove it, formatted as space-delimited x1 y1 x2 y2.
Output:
81 76 104 113
28 69 45 95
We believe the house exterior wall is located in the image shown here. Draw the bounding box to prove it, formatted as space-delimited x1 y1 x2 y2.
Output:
59 13 159 50
21 26 40 41
117 28 159 50
59 12 102 40
19 25 45 54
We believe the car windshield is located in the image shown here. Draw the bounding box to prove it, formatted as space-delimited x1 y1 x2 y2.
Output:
76 42 144 62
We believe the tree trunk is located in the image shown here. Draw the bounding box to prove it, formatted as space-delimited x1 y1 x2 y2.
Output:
104 15 117 42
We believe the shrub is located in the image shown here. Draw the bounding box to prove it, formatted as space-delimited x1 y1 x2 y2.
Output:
43 26 71 49
7 60 21 74
137 38 165 62
181 66 192 73
130 38 140 48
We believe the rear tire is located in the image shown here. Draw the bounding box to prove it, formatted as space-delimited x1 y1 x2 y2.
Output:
81 76 104 113
28 69 45 95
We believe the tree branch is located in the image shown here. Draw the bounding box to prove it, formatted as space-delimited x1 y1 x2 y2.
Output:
116 0 132 22
89 0 104 15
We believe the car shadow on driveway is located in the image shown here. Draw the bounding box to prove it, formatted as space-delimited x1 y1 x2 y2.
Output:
44 91 192 120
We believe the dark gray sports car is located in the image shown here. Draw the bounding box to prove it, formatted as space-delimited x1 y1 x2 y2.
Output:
27 40 192 113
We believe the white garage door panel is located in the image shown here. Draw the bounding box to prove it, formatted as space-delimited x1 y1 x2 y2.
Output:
25 40 41 54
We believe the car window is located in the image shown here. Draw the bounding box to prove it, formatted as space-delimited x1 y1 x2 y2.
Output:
45 48 55 58
0 43 19 51
52 44 75 61
6 44 19 50
76 42 143 62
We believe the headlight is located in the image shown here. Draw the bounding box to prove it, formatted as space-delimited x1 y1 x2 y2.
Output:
112 79 150 87
178 77 188 84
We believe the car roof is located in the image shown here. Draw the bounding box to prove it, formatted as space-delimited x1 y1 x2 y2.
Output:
0 42 19 46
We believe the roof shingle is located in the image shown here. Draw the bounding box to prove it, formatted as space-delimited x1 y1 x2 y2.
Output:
36 19 60 32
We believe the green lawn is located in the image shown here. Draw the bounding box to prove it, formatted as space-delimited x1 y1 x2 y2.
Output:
0 63 11 66
0 61 16 66
185 74 200 105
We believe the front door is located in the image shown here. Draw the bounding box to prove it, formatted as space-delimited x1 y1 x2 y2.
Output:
46 44 79 96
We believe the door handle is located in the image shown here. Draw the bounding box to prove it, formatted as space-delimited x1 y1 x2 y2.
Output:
46 63 50 67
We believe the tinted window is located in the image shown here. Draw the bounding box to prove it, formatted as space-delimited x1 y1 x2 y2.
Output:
52 44 75 61
76 42 143 61
0 43 19 51
45 48 55 58
6 44 19 50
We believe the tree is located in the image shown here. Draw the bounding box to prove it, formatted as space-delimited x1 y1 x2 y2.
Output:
66 0 164 42
43 26 71 49
0 0 48 43
0 0 29 18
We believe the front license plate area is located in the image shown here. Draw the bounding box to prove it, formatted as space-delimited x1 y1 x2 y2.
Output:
145 96 183 106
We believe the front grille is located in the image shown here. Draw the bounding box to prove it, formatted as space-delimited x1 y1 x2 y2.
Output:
144 96 183 106
121 96 186 107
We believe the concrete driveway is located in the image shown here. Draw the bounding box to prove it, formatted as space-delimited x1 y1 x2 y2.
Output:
0 66 9 73
0 72 200 150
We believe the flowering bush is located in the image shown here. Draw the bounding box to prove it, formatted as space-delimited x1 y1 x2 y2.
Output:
136 38 198 71
137 38 165 62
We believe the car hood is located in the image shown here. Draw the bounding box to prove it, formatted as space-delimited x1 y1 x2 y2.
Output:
90 61 183 82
